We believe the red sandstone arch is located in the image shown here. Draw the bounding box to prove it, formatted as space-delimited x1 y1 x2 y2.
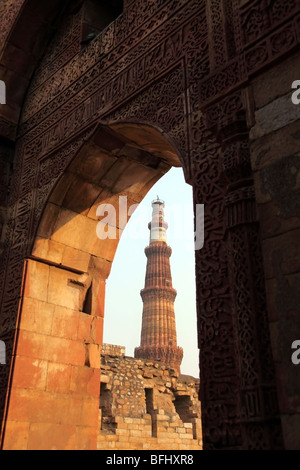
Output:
1 122 184 450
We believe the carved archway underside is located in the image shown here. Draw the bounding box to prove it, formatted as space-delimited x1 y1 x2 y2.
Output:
0 123 184 450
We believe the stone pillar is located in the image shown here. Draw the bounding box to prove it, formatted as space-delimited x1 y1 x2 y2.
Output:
135 199 183 374
193 136 242 450
194 89 284 449
221 128 283 450
249 52 300 449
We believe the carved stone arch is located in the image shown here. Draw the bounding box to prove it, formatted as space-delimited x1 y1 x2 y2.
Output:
106 76 191 181
31 119 183 277
0 119 187 450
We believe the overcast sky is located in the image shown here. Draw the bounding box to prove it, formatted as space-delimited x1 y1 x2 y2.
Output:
103 167 199 378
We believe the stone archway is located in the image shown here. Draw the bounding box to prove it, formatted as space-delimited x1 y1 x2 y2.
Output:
1 122 183 450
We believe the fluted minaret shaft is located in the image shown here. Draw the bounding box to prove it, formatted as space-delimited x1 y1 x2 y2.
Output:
134 198 183 373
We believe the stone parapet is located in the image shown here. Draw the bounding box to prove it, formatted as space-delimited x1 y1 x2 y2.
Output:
101 343 126 357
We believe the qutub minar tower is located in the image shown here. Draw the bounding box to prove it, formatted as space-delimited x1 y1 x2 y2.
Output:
134 197 183 374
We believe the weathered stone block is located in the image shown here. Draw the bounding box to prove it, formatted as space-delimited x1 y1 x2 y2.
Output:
77 313 94 341
257 200 300 240
46 363 72 394
44 336 83 365
76 425 98 451
17 330 47 361
51 208 103 256
254 152 300 209
51 306 79 340
47 266 83 311
62 246 91 273
19 297 54 335
24 260 49 303
2 421 29 450
70 366 100 397
37 203 61 239
94 280 106 318
179 432 193 439
61 177 101 217
184 422 193 429
86 343 101 369
12 356 48 391
80 398 99 427
250 120 300 171
27 423 78 450
252 52 300 109
6 389 70 425
70 146 118 185
250 94 300 140
176 426 187 433
262 230 300 280
129 429 142 437
32 237 65 265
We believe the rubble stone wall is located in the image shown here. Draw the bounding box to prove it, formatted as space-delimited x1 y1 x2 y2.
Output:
97 344 202 450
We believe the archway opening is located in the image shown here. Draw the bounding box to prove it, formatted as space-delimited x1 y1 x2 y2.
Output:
103 167 198 378
3 122 199 450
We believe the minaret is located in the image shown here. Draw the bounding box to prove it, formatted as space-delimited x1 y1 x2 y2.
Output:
134 197 183 374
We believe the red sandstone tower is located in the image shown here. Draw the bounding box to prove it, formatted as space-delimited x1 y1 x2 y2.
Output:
134 198 183 373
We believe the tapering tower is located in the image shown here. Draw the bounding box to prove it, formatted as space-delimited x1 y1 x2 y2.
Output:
134 197 183 374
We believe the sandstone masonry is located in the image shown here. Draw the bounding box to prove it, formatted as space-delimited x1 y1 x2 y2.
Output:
97 344 202 450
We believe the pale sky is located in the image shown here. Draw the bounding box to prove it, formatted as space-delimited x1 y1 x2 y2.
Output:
103 167 200 378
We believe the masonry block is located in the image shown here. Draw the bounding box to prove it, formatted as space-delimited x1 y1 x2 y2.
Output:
70 366 100 397
2 421 29 450
24 260 49 303
19 297 54 335
27 423 78 450
12 356 48 390
32 237 65 265
46 363 72 394
51 306 79 340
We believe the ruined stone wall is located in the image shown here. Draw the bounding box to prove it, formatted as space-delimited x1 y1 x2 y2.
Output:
98 344 202 450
